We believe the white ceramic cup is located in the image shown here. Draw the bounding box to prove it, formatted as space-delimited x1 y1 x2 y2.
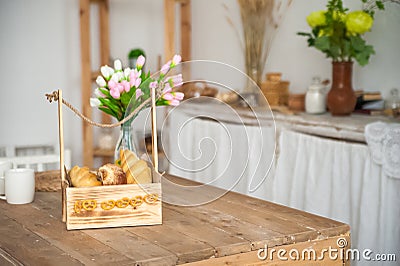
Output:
0 168 35 204
0 161 13 195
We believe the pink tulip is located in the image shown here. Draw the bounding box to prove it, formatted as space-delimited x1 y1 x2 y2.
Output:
130 69 141 82
150 81 158 89
121 80 130 92
135 78 142 88
168 99 180 106
136 55 146 69
136 89 143 100
162 83 171 94
110 88 120 99
172 54 182 66
161 61 171 75
163 93 174 101
173 92 184 100
108 80 117 90
169 74 183 87
117 83 124 93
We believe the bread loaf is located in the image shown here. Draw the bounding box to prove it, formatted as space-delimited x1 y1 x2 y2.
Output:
69 165 102 187
98 163 127 185
120 149 152 184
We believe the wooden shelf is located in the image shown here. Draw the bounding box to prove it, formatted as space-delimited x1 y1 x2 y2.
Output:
91 71 100 81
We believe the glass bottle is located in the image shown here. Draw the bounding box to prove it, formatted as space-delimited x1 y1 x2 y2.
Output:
385 88 400 118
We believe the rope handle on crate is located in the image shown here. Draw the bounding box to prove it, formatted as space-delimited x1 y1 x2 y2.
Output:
46 90 160 171
45 90 155 128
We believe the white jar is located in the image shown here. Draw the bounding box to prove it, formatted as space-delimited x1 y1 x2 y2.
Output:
305 77 327 114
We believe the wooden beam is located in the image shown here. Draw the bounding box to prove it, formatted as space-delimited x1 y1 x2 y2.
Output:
180 0 191 62
99 0 110 67
80 0 94 167
164 0 175 61
98 0 111 125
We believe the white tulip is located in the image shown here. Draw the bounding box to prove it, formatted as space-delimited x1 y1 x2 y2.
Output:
114 59 122 71
124 67 131 78
117 71 124 80
90 98 101 107
96 76 106 87
111 72 123 82
100 65 114 79
94 88 104 97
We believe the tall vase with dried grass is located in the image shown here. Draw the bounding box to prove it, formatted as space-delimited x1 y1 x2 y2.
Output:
237 0 292 92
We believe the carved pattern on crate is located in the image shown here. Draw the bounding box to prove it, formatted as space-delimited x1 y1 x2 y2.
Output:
73 194 159 213
66 183 162 230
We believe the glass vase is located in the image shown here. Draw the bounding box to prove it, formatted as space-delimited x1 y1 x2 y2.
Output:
114 120 137 163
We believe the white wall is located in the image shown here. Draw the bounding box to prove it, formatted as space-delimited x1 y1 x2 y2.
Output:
0 0 399 166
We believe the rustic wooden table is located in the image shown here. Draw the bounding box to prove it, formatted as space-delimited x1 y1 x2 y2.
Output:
0 174 350 265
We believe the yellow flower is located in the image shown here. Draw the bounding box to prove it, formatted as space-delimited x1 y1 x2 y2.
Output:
318 28 333 37
345 11 373 34
332 10 345 21
307 11 326 28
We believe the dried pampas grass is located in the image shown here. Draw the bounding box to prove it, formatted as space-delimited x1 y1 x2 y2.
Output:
237 0 292 87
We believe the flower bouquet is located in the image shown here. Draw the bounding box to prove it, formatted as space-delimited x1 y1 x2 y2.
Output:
90 55 184 160
298 0 384 66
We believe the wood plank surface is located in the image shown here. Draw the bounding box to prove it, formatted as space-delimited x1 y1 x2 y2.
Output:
184 235 351 266
0 172 350 265
0 214 82 266
0 196 133 265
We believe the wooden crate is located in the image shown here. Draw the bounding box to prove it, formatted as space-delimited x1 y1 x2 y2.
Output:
53 89 163 230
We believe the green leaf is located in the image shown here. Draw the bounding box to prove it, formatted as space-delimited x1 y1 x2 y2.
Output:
350 36 366 51
156 99 168 106
376 1 384 10
297 32 311 37
99 106 117 118
128 48 145 59
314 36 330 51
99 88 109 95
120 93 133 106
99 98 121 117
355 45 375 66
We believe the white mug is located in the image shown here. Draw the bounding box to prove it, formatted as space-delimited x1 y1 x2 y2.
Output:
0 168 35 204
0 161 13 195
